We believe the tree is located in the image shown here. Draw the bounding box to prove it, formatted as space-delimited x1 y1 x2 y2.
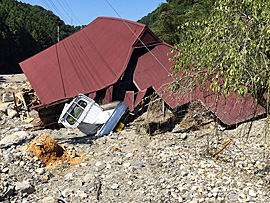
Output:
139 0 213 45
171 0 270 111
0 0 84 73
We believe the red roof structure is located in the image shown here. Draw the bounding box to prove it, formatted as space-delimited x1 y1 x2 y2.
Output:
20 17 265 126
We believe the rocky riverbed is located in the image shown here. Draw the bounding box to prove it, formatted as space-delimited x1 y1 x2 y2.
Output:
1 74 270 202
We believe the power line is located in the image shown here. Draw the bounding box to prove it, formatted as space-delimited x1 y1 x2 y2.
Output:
104 0 179 84
55 0 73 24
39 0 69 24
40 0 83 26
39 0 54 12
48 0 69 23
62 0 83 25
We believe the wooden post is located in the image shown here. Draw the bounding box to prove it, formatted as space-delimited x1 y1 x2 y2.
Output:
212 139 232 157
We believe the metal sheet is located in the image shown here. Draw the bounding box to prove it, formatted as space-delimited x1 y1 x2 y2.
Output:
134 45 265 125
20 17 145 105
123 91 134 111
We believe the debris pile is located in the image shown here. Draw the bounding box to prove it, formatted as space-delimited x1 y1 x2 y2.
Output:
27 134 82 167
21 82 41 107
1 83 40 119
175 100 216 132
14 83 40 118
0 75 42 129
132 98 175 134
132 99 215 134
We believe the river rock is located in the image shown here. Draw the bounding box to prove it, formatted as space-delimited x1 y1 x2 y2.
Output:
7 109 17 119
0 131 29 145
15 180 35 194
36 168 46 175
42 196 56 203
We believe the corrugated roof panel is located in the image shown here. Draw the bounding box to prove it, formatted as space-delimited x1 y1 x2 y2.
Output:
134 44 175 91
20 17 145 105
134 44 265 125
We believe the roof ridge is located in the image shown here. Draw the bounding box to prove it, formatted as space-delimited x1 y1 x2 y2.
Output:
96 16 146 28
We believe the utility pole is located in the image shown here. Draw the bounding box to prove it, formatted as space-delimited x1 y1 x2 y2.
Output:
57 25 60 42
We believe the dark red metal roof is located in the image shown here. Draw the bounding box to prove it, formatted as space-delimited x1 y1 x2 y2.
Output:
134 44 174 91
133 44 265 125
20 17 146 105
197 87 265 125
20 17 265 126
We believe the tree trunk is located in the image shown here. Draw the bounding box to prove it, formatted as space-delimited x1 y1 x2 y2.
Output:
254 88 268 112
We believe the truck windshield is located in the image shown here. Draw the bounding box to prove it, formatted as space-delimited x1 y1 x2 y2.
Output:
66 100 87 125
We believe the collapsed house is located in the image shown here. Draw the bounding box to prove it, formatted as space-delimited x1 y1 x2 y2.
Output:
20 17 265 127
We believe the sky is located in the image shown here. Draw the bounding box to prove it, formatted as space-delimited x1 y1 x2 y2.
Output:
19 0 166 26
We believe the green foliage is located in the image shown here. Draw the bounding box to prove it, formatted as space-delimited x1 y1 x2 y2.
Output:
0 0 83 73
138 0 214 45
172 0 270 110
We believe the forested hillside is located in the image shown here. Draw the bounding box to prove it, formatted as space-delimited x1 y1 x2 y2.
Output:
0 0 82 74
139 0 214 45
0 0 220 74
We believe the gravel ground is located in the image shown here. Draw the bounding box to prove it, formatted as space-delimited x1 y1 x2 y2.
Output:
1 75 270 202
